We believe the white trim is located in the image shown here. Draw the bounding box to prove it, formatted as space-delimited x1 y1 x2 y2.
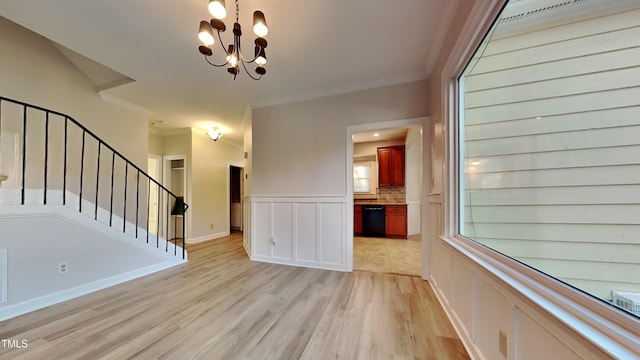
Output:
0 261 180 322
98 93 153 115
441 235 640 358
187 231 229 244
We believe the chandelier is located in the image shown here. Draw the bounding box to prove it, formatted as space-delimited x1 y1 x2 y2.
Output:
197 0 269 80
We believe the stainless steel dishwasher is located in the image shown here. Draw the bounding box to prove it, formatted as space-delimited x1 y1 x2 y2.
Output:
362 205 385 237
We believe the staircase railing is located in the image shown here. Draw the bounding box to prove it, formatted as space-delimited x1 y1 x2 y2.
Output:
0 96 187 259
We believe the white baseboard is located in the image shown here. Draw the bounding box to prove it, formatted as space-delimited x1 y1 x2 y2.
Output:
187 231 229 244
0 261 183 321
251 255 348 272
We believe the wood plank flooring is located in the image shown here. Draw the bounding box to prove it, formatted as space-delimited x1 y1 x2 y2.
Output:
0 232 469 359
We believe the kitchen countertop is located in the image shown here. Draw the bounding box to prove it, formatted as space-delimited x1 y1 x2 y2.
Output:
354 202 407 206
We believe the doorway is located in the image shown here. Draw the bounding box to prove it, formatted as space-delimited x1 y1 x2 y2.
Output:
229 165 243 232
163 155 187 240
347 117 429 278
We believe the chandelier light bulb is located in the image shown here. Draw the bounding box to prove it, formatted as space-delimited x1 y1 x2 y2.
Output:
253 11 268 37
198 21 215 45
208 0 227 19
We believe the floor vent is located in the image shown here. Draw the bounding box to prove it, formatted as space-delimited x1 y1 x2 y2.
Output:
612 290 640 316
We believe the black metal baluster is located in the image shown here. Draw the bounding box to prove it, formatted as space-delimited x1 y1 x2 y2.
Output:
1 96 190 259
63 117 68 205
79 130 86 212
109 152 115 226
21 105 27 205
156 185 160 248
135 169 140 239
95 142 101 220
123 162 128 233
44 111 49 204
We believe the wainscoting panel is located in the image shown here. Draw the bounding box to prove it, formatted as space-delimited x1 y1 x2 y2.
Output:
295 203 317 262
272 203 293 259
318 203 344 266
252 202 271 257
247 196 348 271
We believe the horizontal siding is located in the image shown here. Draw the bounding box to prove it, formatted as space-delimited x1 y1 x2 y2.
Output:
461 223 640 244
465 124 640 157
465 165 640 188
464 106 640 141
483 7 640 57
464 145 640 173
460 5 640 303
466 47 640 93
463 185 640 205
470 26 640 74
475 238 640 264
462 204 640 224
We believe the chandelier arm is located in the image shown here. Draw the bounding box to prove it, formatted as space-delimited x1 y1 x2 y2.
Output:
204 55 230 67
243 50 261 63
240 60 262 80
216 30 231 54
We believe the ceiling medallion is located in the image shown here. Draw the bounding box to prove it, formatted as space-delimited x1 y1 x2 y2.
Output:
197 0 268 80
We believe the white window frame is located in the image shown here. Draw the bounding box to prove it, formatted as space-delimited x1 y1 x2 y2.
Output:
440 0 640 358
353 160 377 197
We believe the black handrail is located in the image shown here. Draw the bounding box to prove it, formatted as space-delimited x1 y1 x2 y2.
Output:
0 96 187 259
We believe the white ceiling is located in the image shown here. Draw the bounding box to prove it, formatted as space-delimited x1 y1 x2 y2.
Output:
0 0 457 144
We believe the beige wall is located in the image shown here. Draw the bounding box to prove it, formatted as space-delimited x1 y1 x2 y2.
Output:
190 131 244 242
252 80 429 196
0 17 149 169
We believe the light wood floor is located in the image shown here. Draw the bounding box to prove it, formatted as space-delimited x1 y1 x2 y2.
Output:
0 232 469 360
354 236 421 276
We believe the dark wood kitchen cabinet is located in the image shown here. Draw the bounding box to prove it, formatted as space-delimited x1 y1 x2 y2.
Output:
377 145 405 187
354 205 362 236
385 204 407 239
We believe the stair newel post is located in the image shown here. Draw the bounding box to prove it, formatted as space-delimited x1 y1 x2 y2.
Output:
156 182 161 247
135 169 140 239
109 151 115 226
21 105 27 205
95 142 101 220
146 177 151 244
63 117 68 205
79 130 86 212
44 111 49 205
123 162 128 233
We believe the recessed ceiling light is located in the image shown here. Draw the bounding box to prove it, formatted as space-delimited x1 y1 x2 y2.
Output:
373 133 380 137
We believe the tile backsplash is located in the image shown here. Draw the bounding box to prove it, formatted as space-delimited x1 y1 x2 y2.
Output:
355 186 406 204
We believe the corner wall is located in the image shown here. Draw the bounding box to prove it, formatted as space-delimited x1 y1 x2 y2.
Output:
249 80 429 270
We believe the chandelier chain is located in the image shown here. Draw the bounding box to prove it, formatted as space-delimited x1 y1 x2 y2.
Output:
235 0 240 22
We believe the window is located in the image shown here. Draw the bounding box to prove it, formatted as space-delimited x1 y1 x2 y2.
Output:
457 0 640 318
353 161 374 194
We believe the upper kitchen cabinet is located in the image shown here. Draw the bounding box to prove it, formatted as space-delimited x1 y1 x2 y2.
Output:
377 145 405 187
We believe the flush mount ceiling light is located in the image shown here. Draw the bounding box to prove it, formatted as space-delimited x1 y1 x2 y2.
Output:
207 127 223 141
197 0 269 80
